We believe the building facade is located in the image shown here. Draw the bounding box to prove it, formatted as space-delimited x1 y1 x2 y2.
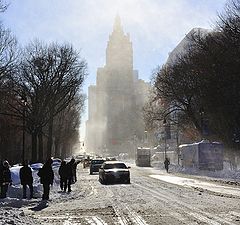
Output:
85 16 150 157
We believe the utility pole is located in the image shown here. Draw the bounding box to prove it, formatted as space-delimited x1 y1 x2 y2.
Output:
163 118 167 159
21 94 27 163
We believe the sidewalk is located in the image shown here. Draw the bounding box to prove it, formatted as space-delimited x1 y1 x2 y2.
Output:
149 174 240 198
130 161 240 198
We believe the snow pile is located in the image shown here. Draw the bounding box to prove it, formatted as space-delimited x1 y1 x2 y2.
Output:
8 161 61 198
156 163 240 183
10 166 22 185
3 160 62 199
30 163 43 171
184 167 240 182
0 161 63 225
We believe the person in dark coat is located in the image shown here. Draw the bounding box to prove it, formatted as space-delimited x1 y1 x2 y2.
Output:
164 158 170 173
72 159 81 183
0 160 12 198
37 158 54 200
20 161 33 199
65 159 75 192
58 160 67 191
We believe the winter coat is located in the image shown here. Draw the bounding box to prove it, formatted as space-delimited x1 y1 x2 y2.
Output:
20 165 33 185
0 165 12 185
37 164 54 185
164 159 170 167
58 163 67 179
66 162 74 179
72 160 80 171
72 162 77 171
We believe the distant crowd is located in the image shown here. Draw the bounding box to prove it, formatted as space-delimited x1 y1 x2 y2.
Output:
0 158 80 200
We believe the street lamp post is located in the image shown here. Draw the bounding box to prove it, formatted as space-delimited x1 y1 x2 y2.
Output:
21 95 27 163
174 112 180 165
199 107 208 140
163 118 167 160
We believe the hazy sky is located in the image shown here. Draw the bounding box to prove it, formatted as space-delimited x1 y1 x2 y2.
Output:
2 0 227 140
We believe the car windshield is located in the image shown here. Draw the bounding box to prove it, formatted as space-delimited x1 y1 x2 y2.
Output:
104 163 127 169
92 160 105 164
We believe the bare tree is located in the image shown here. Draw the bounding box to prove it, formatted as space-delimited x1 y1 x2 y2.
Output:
0 27 18 106
54 94 85 158
0 24 20 162
145 0 240 149
11 40 87 162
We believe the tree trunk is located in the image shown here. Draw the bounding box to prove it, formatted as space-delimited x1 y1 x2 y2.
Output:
54 137 60 158
38 130 43 162
47 112 54 159
31 131 38 163
61 142 67 159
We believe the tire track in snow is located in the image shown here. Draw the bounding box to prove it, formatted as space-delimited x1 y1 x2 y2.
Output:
125 205 148 225
102 186 130 225
133 182 237 225
104 186 148 225
85 216 108 225
112 203 148 225
40 215 108 225
113 204 131 225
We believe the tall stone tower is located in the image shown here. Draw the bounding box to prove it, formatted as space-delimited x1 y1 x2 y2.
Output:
86 16 149 157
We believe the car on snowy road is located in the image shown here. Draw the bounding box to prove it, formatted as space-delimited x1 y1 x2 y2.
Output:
99 161 130 184
89 159 105 174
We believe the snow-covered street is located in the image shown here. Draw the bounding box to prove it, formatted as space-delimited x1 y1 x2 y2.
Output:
1 162 240 225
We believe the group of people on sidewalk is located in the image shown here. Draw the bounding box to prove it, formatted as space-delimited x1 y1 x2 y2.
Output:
58 158 80 193
0 157 80 201
0 160 33 199
37 158 80 200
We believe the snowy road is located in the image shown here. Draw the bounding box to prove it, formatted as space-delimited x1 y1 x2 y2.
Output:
12 163 240 224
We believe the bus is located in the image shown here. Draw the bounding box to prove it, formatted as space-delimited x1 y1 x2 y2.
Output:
135 147 151 167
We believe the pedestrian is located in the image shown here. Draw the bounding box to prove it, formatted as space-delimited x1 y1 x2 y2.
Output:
72 159 81 183
58 160 67 191
0 160 12 198
65 159 75 192
164 158 170 173
37 158 54 200
19 161 33 199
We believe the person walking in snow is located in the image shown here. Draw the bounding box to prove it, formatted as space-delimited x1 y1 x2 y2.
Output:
58 160 67 191
65 159 75 192
0 160 12 198
37 158 54 200
20 161 33 199
72 159 81 183
164 158 170 173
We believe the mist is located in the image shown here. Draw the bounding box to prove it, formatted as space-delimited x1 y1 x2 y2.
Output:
85 16 150 157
